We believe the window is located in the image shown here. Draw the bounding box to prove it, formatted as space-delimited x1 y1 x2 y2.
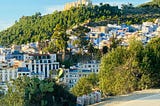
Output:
45 64 47 70
36 65 39 73
56 64 59 69
42 56 45 59
48 60 51 63
49 64 51 70
40 60 42 63
41 65 43 72
26 64 29 68
52 65 55 69
5 76 7 80
32 65 34 71
93 69 95 72
44 60 47 63
47 55 50 59
36 60 39 63
84 65 87 68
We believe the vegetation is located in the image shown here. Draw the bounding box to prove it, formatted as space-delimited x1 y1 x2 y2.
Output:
71 26 90 53
71 73 99 96
1 0 160 101
0 77 76 106
0 4 120 46
0 2 160 46
99 37 160 96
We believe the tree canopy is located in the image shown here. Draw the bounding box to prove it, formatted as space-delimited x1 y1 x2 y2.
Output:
71 73 99 96
0 77 76 106
99 37 160 96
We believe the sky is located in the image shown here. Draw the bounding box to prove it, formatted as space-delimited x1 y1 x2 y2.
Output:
0 0 150 31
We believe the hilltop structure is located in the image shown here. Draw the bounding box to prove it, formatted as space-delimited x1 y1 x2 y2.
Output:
64 0 92 10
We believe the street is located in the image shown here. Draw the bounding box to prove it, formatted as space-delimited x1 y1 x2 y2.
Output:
117 94 160 106
91 89 160 106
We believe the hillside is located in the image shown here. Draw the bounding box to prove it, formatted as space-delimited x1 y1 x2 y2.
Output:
145 0 160 6
138 0 160 8
0 4 120 46
0 2 160 46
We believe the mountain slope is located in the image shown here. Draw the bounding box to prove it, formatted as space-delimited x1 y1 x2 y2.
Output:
0 4 120 46
0 2 160 46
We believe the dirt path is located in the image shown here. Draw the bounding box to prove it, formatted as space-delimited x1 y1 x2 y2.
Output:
90 89 160 106
117 94 160 106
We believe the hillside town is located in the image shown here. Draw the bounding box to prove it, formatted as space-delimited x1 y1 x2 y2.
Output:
1 0 160 105
0 19 160 90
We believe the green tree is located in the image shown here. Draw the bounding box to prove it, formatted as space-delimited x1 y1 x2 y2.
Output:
72 26 90 53
71 77 92 96
71 73 99 97
142 37 160 87
87 73 99 90
99 47 128 95
51 24 69 61
109 35 122 50
0 77 54 106
87 43 95 60
99 39 153 96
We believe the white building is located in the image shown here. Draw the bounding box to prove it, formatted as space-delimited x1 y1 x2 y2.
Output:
20 53 59 79
0 68 17 82
63 69 92 88
77 61 99 73
63 61 99 88
0 55 5 62
141 22 157 34
154 26 160 35
0 48 12 62
0 47 24 62
0 53 60 84
17 67 30 77
89 26 108 33
0 53 60 83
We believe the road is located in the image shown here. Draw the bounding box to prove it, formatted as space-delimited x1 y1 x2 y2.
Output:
117 94 160 106
91 89 160 106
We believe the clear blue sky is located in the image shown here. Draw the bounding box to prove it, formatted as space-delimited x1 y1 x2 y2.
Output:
0 0 150 31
